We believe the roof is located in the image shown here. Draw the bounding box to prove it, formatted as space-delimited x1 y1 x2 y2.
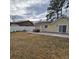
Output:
10 21 34 26
52 16 69 24
35 16 69 25
35 21 52 25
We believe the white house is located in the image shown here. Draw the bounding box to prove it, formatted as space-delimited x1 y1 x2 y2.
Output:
35 16 69 34
10 21 35 32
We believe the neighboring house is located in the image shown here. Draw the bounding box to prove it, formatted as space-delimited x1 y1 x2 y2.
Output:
10 21 35 32
35 16 69 34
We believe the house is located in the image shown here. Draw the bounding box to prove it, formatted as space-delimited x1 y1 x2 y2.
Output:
35 16 69 34
10 21 35 32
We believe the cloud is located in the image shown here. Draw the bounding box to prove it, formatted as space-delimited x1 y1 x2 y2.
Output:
10 0 50 21
11 0 50 14
10 0 69 22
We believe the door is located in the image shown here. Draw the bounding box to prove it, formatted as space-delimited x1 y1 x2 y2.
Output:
59 25 66 33
63 25 66 32
59 26 62 32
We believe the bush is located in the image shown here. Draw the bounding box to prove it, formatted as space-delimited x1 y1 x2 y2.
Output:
33 29 40 32
22 30 27 32
16 31 20 32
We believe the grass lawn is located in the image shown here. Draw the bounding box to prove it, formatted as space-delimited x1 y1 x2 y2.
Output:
10 32 69 59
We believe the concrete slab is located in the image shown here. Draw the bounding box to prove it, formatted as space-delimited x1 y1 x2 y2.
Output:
29 32 69 38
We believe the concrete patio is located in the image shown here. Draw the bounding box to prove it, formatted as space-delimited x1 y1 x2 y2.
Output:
30 32 69 38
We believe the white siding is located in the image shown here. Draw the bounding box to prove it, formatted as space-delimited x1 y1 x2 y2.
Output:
10 25 35 32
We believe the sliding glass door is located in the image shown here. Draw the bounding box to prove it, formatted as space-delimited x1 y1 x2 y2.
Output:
59 25 66 33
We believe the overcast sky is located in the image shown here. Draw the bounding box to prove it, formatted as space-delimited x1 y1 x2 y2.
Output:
10 0 50 21
10 0 68 22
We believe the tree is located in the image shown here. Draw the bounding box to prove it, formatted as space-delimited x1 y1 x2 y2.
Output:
46 0 61 20
46 0 68 21
46 11 54 21
59 0 66 16
65 0 69 8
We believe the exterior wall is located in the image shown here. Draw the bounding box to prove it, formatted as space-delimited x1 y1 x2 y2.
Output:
40 23 50 32
50 19 69 33
35 25 42 31
35 23 50 32
36 18 69 33
10 25 35 32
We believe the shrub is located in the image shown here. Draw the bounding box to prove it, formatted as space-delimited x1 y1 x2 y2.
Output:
33 29 40 32
22 30 27 32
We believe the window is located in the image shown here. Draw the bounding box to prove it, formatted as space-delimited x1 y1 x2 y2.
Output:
45 25 48 28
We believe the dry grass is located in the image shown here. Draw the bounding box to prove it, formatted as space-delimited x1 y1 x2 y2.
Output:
10 32 69 59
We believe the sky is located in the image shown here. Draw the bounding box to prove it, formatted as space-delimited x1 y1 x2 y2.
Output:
10 0 50 22
10 0 69 22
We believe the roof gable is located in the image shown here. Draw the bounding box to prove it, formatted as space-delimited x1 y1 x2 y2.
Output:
35 16 69 25
52 16 69 24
